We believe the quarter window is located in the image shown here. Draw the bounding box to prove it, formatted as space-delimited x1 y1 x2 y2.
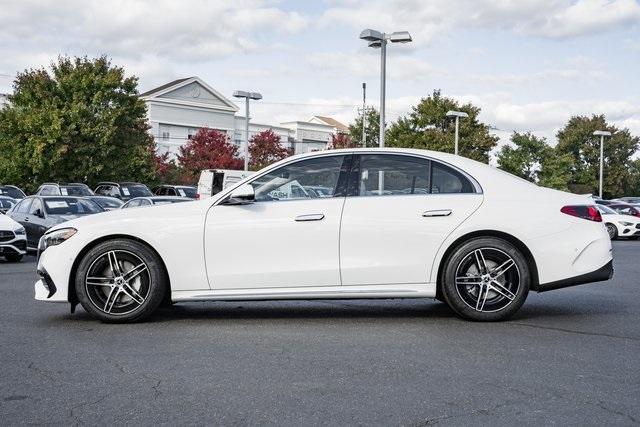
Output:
431 162 475 194
250 155 346 202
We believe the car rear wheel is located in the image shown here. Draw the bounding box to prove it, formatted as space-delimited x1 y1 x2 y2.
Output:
441 237 530 321
605 223 618 240
75 239 167 323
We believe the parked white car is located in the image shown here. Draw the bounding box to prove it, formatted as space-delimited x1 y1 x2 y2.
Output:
596 204 640 239
197 169 254 199
0 214 27 262
35 148 612 322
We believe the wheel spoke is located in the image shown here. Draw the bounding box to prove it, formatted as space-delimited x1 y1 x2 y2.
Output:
475 284 489 311
107 251 123 276
123 263 147 282
456 276 482 286
103 287 121 313
474 249 488 274
490 280 516 301
491 258 515 278
120 283 145 305
86 277 112 287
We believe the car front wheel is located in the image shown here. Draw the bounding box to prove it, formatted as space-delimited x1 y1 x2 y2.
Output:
75 239 167 323
441 237 530 322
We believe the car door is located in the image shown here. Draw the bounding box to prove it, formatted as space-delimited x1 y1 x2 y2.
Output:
26 198 49 247
8 198 32 234
339 153 483 286
204 154 350 290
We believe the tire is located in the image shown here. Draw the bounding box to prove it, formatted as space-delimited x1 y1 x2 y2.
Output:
605 223 618 240
75 239 167 323
441 237 530 322
4 253 23 262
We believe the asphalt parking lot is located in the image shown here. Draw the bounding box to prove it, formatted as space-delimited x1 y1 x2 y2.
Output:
1 243 639 426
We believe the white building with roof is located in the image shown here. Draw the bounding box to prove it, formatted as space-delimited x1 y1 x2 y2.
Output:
140 77 348 158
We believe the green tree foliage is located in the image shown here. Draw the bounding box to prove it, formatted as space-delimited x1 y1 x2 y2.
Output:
348 108 380 147
386 90 498 163
496 132 573 191
555 115 639 198
0 56 155 192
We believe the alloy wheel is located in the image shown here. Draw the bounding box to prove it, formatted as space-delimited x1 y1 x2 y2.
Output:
454 247 521 313
606 224 617 239
84 250 150 315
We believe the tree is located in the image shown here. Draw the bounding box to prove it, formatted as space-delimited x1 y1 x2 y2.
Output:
0 55 155 192
348 108 380 147
555 115 639 198
386 90 498 163
248 129 292 170
328 133 356 149
151 148 192 185
177 128 243 181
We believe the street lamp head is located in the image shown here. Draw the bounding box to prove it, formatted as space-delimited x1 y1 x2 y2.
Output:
446 110 469 118
593 130 612 137
359 29 384 42
388 31 412 43
248 92 262 101
368 40 382 48
233 90 262 101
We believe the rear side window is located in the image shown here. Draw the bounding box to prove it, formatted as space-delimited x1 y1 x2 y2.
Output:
15 198 32 213
431 162 475 194
39 185 60 196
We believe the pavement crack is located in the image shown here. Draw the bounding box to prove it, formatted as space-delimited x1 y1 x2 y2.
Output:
68 394 109 425
595 402 639 424
510 322 640 342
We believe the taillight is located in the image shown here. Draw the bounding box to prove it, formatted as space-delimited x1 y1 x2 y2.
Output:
561 205 602 222
196 193 200 200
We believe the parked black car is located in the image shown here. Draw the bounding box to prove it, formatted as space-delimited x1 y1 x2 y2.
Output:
0 185 26 199
36 183 94 196
83 196 124 211
121 196 191 209
94 182 153 201
153 185 197 199
7 196 104 249
0 196 18 214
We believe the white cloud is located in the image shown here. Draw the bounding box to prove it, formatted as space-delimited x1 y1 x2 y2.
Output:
321 0 640 44
304 52 435 80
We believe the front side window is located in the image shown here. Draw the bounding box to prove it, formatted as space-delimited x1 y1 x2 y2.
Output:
29 198 43 215
250 155 346 202
354 154 430 196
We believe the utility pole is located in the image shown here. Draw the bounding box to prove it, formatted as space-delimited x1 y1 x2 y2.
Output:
362 82 367 147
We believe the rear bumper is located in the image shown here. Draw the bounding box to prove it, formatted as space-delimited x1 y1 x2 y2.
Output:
534 260 613 292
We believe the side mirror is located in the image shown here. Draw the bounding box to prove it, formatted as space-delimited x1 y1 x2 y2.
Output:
223 184 255 205
35 208 44 218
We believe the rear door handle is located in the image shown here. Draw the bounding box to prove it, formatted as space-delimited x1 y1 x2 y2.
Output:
24 217 29 222
295 214 325 222
422 209 452 217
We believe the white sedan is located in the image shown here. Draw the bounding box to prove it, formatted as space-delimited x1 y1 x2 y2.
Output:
0 213 27 262
597 204 640 239
35 149 613 322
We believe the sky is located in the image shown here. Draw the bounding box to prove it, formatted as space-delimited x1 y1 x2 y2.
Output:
1 0 639 152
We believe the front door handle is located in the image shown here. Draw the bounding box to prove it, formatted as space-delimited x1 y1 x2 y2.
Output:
24 217 29 222
422 209 452 217
295 214 325 222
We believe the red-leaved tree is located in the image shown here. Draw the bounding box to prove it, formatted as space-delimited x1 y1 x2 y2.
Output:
249 129 293 170
177 128 243 180
328 133 355 149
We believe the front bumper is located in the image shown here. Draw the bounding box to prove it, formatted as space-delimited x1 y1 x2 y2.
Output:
534 260 613 292
0 237 27 256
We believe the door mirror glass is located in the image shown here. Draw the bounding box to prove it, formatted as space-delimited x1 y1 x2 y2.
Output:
224 184 255 205
34 208 44 218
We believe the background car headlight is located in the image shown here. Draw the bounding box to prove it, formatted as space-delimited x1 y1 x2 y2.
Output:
39 228 77 253
14 226 25 235
619 221 634 226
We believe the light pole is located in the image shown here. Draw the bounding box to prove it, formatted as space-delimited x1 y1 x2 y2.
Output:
593 130 612 199
446 110 469 155
233 90 262 171
362 82 367 147
359 29 412 148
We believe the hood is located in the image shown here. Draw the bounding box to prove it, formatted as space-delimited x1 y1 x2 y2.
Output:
0 213 24 231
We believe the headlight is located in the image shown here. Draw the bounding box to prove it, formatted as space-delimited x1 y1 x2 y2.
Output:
14 226 25 235
619 221 634 226
39 228 77 253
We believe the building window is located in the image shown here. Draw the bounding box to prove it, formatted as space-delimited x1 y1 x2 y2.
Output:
161 132 170 141
187 127 198 140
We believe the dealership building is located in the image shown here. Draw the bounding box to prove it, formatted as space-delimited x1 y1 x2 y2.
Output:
140 77 347 158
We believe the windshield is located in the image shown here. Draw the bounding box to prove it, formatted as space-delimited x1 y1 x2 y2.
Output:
0 186 25 199
176 187 197 198
43 198 104 215
121 184 153 198
598 205 617 215
92 197 123 209
61 185 93 196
